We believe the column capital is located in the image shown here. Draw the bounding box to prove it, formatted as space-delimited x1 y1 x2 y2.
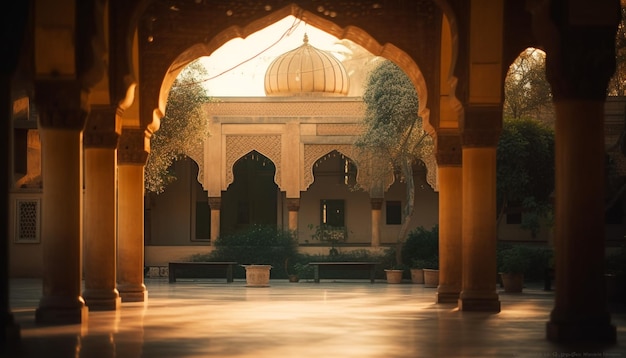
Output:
529 0 620 101
370 198 383 210
287 198 300 212
208 197 222 210
35 79 87 130
118 127 149 165
84 105 121 149
460 106 502 147
435 129 462 166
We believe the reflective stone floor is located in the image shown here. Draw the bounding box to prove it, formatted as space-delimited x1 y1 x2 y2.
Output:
6 278 626 357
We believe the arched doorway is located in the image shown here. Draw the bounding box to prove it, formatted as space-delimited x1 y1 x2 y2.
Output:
221 151 278 234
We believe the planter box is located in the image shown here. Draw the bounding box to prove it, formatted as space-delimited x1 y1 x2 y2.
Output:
243 265 272 287
423 269 439 288
385 269 404 284
410 268 424 284
500 273 524 293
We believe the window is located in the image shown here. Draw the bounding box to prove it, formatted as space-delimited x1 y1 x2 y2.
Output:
386 201 402 225
320 199 345 228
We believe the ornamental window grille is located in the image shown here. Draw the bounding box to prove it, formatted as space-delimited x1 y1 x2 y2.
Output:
15 198 40 243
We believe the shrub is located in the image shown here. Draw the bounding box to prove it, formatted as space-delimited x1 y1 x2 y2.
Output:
401 225 439 268
192 225 298 279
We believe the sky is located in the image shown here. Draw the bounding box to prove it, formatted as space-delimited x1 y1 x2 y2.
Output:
199 16 357 97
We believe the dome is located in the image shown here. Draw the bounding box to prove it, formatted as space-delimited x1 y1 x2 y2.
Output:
264 34 350 96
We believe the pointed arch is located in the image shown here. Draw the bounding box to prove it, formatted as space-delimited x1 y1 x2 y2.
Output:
225 135 281 190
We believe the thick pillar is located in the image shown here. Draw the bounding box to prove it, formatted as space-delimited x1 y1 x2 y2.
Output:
528 0 620 344
287 198 300 233
208 197 221 243
435 131 462 303
35 80 88 324
370 198 383 247
458 107 501 312
82 106 121 311
117 128 148 302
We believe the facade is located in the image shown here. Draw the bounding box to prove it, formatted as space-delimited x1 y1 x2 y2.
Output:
2 0 623 350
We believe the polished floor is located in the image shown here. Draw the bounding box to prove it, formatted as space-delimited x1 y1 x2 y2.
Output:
6 278 626 357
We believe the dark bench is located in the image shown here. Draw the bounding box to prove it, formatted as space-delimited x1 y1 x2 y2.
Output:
308 262 379 283
168 262 237 283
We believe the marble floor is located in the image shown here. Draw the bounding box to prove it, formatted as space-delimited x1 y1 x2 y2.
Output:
6 278 626 358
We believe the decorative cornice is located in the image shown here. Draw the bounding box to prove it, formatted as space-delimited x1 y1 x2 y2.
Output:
460 106 502 147
208 197 222 210
117 128 149 165
370 198 383 210
286 198 300 211
435 130 462 166
84 106 121 148
35 80 87 130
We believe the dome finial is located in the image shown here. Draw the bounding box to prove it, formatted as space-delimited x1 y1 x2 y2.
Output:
303 33 309 44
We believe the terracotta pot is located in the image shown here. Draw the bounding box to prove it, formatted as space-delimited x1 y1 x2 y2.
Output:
410 268 424 284
423 269 439 288
500 272 524 293
385 269 404 284
243 265 272 287
288 274 300 283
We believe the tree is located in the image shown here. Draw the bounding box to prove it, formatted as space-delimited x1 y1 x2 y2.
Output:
355 60 434 262
496 118 555 237
504 48 553 123
145 59 211 193
607 2 626 96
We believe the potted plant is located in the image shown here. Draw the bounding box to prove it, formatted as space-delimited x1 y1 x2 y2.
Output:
497 245 532 293
402 225 439 285
284 258 300 282
416 257 439 288
241 264 272 287
384 265 405 284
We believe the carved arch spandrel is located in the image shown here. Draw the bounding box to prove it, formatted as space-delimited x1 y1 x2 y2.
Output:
304 144 373 191
225 135 281 190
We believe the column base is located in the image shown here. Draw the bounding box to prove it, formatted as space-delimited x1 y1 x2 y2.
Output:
458 297 501 312
436 291 460 303
83 288 121 311
118 284 148 303
35 297 88 325
547 319 616 345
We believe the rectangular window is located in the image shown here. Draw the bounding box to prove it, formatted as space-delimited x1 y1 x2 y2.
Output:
320 199 345 228
386 201 402 225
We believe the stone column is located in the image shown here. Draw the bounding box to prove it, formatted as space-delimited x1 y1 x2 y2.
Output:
208 197 221 243
34 80 88 324
287 198 300 234
82 106 121 311
435 131 462 303
370 198 383 247
458 107 501 312
117 128 148 302
528 0 620 344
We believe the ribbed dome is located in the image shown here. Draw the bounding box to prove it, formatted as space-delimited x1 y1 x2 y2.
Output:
264 34 349 96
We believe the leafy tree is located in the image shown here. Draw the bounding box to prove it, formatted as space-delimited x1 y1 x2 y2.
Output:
145 59 211 193
496 118 555 237
355 60 433 262
504 48 553 124
607 2 626 96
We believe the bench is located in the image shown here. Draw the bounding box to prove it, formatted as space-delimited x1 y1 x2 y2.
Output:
308 262 379 283
168 262 237 283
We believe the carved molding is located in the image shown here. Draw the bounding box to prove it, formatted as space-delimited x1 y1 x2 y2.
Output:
35 80 87 130
286 198 300 211
118 128 149 165
303 144 355 190
84 106 121 148
370 198 383 210
208 197 221 210
435 130 462 166
226 135 282 188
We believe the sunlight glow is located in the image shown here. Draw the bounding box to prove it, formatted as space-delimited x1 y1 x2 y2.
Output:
200 16 346 97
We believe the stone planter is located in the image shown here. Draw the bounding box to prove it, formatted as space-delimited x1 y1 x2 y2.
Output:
423 269 439 288
243 265 272 287
410 268 424 284
385 269 404 284
500 273 524 293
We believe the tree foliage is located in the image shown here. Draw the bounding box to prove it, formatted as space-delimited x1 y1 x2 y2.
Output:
496 118 555 237
145 60 211 193
608 3 626 96
504 48 553 122
355 60 433 249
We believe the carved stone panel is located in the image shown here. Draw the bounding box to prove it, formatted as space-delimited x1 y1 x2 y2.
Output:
225 135 282 189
